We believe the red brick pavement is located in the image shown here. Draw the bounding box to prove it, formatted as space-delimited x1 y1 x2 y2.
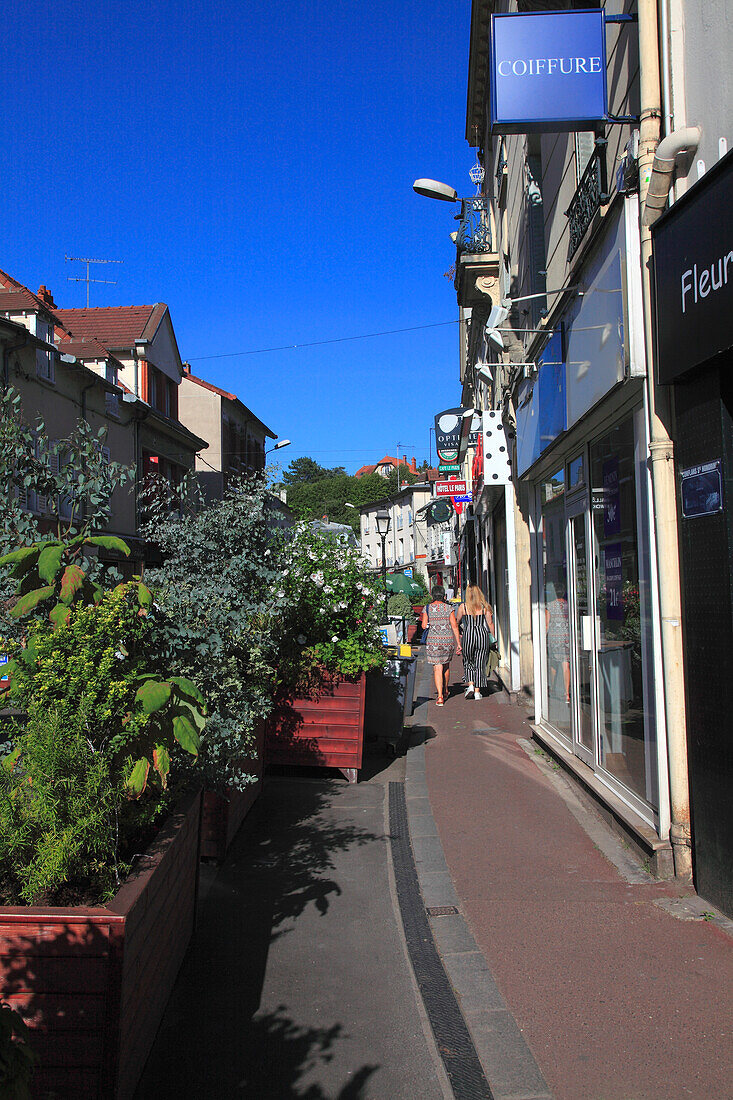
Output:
422 661 733 1100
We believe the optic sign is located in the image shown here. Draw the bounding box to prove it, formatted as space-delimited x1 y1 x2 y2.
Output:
490 10 607 133
434 407 471 464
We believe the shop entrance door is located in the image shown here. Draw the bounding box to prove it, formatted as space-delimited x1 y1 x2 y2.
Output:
567 498 595 765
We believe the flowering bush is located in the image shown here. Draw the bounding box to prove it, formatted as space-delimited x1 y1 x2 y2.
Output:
273 523 386 688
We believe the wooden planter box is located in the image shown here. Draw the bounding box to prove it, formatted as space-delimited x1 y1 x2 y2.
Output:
266 673 366 783
200 720 265 862
0 787 202 1100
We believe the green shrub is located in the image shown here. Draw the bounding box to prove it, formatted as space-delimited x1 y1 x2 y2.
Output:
0 705 166 906
274 522 386 689
387 592 413 618
142 474 279 793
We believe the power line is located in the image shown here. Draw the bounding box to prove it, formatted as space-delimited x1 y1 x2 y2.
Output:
187 318 465 361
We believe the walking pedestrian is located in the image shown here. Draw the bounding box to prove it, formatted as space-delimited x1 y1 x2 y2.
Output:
456 584 495 699
421 584 461 706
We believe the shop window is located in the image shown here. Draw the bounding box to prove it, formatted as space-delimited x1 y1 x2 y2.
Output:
568 453 585 489
540 467 571 739
590 416 655 803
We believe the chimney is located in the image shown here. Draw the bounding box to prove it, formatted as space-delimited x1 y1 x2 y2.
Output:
37 285 57 309
183 362 191 375
411 456 417 473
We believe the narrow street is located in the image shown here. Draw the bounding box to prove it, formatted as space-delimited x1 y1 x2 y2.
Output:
136 656 733 1100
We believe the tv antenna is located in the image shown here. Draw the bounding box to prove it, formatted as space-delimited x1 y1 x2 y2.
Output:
65 255 123 307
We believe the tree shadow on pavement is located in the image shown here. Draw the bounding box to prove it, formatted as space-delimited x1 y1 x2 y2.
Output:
236 1005 379 1098
135 777 381 1098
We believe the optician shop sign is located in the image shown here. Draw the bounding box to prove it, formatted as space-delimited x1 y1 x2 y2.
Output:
490 9 607 133
652 149 733 385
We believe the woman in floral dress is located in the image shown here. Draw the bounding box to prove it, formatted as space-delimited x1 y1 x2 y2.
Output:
421 585 462 705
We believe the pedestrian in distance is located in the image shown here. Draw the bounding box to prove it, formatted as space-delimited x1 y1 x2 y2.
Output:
456 584 495 700
422 584 461 706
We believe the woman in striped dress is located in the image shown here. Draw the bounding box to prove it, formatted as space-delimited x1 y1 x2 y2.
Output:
456 585 495 700
421 585 462 706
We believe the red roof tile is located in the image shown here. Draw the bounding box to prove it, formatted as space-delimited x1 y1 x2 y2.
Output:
54 304 168 347
57 333 122 365
0 269 62 323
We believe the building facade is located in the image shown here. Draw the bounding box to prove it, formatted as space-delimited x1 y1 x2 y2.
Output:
360 483 434 572
178 366 276 500
419 0 733 910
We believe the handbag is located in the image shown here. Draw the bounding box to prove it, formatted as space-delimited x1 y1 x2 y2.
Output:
486 646 500 675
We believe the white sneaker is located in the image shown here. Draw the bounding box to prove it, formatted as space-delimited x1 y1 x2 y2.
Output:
464 685 474 698
473 690 481 700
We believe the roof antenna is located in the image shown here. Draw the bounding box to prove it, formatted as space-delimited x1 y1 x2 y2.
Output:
65 255 123 307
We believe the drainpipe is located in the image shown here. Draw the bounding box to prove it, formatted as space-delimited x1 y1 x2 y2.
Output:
642 127 701 228
638 0 693 880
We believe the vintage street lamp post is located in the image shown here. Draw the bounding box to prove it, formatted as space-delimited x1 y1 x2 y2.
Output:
375 510 392 623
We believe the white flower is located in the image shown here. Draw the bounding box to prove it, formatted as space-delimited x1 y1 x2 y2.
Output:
276 591 285 598
331 635 339 642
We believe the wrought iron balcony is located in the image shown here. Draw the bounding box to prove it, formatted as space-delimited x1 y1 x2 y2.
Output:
456 196 492 254
566 139 609 260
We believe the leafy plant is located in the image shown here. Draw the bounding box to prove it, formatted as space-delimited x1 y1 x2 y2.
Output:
274 522 386 689
0 999 35 1099
387 592 413 618
141 473 279 792
0 532 132 629
2 586 204 797
0 706 126 904
0 388 134 643
0 704 171 906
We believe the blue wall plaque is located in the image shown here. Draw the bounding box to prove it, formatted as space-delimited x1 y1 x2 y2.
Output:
490 10 607 133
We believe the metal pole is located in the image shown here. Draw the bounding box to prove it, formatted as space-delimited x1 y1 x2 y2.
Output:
381 534 389 622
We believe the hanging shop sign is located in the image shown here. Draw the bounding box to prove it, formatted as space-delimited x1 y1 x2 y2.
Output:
652 149 733 385
490 9 607 133
436 480 467 496
680 460 724 519
425 499 454 527
434 408 473 464
439 463 461 473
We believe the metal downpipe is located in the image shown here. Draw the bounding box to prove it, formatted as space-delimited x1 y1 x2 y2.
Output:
638 0 693 879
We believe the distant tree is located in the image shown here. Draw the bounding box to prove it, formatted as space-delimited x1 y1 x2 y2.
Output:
384 465 419 493
282 457 347 485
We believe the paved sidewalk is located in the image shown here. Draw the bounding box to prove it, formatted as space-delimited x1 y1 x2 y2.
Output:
136 655 733 1099
135 752 453 1099
414 655 733 1100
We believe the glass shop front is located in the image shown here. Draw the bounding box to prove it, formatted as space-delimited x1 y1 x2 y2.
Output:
536 406 659 820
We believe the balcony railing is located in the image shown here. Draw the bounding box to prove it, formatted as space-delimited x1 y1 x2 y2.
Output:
566 139 609 260
456 196 493 254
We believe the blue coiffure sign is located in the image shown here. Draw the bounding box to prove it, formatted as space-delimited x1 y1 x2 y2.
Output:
490 9 607 133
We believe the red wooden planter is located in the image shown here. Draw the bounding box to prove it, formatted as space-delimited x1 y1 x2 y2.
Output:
0 787 202 1100
266 673 366 783
200 720 265 861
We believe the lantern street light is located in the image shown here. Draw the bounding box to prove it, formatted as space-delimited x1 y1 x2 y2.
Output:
375 510 392 623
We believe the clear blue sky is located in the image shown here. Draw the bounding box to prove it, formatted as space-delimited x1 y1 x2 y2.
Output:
6 0 473 473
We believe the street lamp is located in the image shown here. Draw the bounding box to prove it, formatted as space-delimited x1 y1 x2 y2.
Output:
266 439 291 455
375 510 392 623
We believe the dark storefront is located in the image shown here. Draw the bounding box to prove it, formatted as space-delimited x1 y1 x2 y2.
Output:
653 149 733 917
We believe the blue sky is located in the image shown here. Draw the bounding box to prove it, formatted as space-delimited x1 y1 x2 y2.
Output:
6 0 473 473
